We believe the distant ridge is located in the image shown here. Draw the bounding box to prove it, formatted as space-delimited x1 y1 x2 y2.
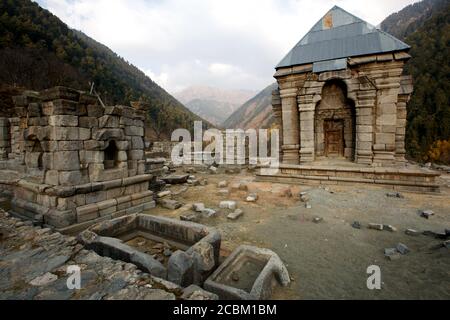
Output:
0 0 209 140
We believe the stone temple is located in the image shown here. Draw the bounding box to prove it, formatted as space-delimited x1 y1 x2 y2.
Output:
258 6 440 192
0 86 155 231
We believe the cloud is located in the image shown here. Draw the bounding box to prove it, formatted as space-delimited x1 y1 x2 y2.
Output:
35 0 419 93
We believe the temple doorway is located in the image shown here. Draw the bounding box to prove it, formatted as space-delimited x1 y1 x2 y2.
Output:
315 79 355 161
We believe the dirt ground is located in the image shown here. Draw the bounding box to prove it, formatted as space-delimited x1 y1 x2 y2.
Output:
147 170 450 300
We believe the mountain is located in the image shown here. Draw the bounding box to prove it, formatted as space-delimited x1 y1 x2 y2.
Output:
222 83 278 130
0 0 208 140
225 0 450 163
183 99 239 127
380 0 449 40
391 0 450 163
174 86 256 126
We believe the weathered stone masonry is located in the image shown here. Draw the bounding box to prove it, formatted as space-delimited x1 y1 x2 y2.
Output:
270 6 414 167
259 6 440 193
0 86 155 229
272 56 413 166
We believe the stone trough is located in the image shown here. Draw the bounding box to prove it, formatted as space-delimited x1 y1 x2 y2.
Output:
204 245 290 300
78 214 221 287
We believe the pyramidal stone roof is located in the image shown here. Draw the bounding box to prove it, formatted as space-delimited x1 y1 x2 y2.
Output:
276 6 410 70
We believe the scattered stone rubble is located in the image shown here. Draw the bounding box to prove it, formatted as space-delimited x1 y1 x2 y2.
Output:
227 209 244 221
0 209 183 300
219 201 237 210
246 193 258 203
420 210 435 219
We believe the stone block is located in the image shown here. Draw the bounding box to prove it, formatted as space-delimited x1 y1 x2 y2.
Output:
43 99 79 116
84 140 105 151
131 136 144 149
356 115 372 125
45 170 59 185
396 243 410 255
88 163 104 181
357 133 372 142
227 209 243 220
54 151 80 171
220 201 237 210
377 113 397 126
115 141 130 150
99 206 117 217
41 86 80 101
167 251 194 287
79 117 98 128
80 150 104 164
101 168 124 181
76 204 99 223
181 285 218 300
128 150 144 160
58 141 83 151
117 151 128 162
48 115 78 127
86 191 107 205
93 129 124 141
79 128 91 140
357 125 373 133
375 133 395 145
381 125 397 134
204 245 290 300
99 115 119 128
59 171 83 186
50 127 79 140
41 152 54 170
125 126 144 136
87 105 104 117
368 223 383 231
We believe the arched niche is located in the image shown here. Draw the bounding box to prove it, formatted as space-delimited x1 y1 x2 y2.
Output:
104 140 119 170
314 79 356 160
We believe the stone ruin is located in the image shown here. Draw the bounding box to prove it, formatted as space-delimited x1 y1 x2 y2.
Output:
0 86 155 231
258 6 441 193
0 85 291 300
79 214 221 287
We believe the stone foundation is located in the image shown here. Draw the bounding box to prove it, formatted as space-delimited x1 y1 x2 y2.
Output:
257 164 441 193
80 214 221 287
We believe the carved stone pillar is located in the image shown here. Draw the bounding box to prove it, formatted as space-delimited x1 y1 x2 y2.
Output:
373 81 401 166
395 95 408 164
395 76 413 164
280 88 299 164
272 89 283 162
298 94 315 163
355 90 375 165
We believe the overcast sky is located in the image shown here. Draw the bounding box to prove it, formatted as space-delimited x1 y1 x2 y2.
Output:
35 0 418 94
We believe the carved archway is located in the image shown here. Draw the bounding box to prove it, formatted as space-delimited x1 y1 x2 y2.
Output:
314 79 356 160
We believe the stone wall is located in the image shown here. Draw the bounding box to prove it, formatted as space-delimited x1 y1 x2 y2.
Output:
4 86 155 230
273 52 413 167
0 118 10 160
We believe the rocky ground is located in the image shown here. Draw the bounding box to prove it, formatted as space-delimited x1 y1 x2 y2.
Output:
1 166 449 300
0 209 213 300
150 168 450 300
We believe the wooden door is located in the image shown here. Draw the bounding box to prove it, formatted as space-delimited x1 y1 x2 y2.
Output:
324 120 344 157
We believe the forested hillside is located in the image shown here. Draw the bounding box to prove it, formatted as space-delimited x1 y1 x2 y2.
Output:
381 0 448 40
222 83 277 130
381 0 450 163
0 0 208 139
